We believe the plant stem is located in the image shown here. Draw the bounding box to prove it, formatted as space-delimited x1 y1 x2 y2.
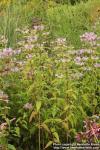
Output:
39 111 40 150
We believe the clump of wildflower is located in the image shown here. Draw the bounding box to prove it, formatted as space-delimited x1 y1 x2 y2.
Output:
23 103 33 110
80 32 97 44
76 119 100 143
0 48 13 58
74 56 84 66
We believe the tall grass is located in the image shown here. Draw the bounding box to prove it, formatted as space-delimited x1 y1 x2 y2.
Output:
0 0 100 47
0 0 35 47
46 0 100 47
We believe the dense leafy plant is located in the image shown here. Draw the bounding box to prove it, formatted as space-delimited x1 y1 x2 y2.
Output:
0 20 99 150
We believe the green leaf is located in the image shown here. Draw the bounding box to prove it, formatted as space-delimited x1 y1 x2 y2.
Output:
8 144 16 150
93 99 97 107
44 118 62 124
44 141 53 149
5 118 10 127
36 101 42 112
41 123 50 133
53 131 60 143
15 127 20 137
64 105 70 111
78 106 86 117
29 111 37 122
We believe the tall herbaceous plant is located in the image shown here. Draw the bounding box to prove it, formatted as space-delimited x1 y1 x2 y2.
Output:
0 0 100 149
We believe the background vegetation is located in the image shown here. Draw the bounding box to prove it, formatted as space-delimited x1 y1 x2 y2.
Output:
0 0 100 47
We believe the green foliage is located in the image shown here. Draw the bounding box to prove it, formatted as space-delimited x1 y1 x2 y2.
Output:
0 21 100 149
0 0 100 149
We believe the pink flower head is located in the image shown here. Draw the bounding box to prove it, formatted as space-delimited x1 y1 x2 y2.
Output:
78 49 85 54
0 48 13 58
74 56 81 62
80 32 97 43
3 48 13 56
23 103 33 110
94 63 100 68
